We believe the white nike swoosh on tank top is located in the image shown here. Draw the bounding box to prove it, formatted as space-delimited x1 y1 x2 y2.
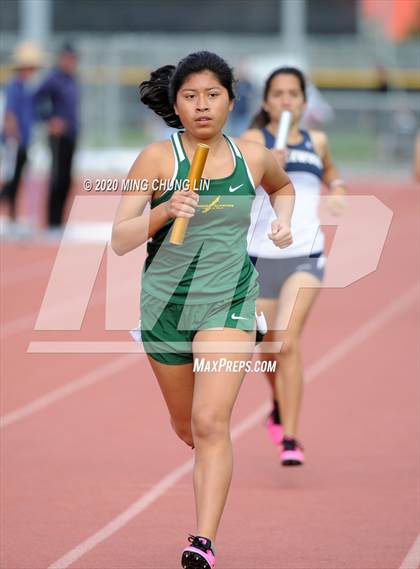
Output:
229 184 243 193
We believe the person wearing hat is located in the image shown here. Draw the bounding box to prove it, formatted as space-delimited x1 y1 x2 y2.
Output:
35 43 80 230
0 42 42 226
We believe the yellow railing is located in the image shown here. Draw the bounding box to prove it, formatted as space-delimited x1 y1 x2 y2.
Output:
0 65 419 90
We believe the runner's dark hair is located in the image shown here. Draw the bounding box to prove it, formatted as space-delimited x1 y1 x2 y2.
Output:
140 51 235 128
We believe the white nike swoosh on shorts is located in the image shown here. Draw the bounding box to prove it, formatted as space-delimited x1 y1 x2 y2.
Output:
231 313 248 320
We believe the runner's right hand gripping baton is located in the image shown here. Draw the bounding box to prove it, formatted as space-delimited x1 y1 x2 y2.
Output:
275 110 292 149
169 143 210 245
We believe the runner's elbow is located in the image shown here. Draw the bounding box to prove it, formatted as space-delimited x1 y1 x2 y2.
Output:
111 227 128 256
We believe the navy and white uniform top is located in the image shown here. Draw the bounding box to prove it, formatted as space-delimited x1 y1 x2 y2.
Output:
247 128 324 259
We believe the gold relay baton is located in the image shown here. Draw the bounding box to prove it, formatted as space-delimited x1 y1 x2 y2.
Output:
169 143 210 245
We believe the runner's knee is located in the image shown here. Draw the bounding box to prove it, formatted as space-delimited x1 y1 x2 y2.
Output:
171 418 194 448
277 332 299 357
192 407 229 442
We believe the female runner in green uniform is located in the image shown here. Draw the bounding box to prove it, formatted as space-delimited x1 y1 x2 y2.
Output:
111 52 295 569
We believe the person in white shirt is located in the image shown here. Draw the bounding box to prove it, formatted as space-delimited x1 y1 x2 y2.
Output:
242 67 346 465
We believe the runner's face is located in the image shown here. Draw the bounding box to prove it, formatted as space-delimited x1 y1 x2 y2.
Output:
264 74 306 125
174 71 233 138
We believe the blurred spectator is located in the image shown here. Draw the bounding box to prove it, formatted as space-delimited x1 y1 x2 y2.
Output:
0 42 43 230
375 64 390 93
35 43 80 231
229 63 254 136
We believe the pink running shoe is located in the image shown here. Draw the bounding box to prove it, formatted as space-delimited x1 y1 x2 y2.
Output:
266 414 283 446
181 535 216 569
281 436 305 466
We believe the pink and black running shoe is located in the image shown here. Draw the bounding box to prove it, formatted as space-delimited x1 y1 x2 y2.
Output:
266 402 283 446
181 535 216 569
266 414 283 446
281 436 305 466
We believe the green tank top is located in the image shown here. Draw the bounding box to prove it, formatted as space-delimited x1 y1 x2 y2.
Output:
142 131 259 306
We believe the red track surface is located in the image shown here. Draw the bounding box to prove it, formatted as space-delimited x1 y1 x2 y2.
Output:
1 180 418 569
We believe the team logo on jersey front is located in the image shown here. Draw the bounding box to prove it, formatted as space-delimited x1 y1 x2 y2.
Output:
288 149 322 169
197 195 235 213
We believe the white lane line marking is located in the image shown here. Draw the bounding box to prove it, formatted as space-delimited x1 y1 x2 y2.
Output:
1 255 101 339
0 355 138 429
1 259 53 287
1 312 40 339
0 287 106 340
47 405 269 569
1 274 136 340
46 284 419 569
48 460 194 569
307 284 419 381
399 534 420 569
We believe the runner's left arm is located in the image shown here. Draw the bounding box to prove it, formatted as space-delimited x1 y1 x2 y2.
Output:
260 147 295 249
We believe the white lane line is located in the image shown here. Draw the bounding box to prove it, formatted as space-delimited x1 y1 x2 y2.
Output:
47 405 270 569
1 243 143 339
1 258 53 287
1 256 97 339
0 355 138 429
307 284 419 381
1 275 134 340
46 284 419 569
399 534 420 569
1 312 40 339
48 460 195 569
0 287 106 340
